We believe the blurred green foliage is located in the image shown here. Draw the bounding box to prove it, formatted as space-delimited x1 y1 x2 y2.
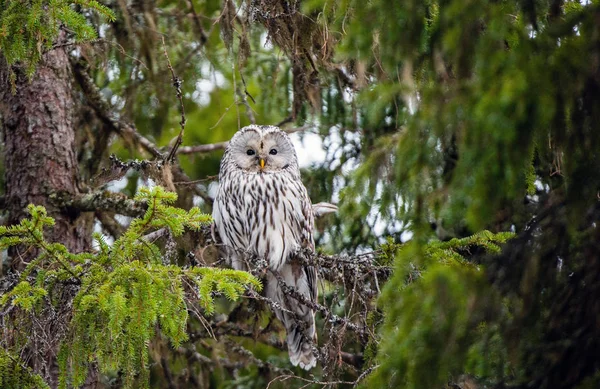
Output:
1 0 600 387
367 231 514 388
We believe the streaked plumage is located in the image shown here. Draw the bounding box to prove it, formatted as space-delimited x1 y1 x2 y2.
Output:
212 125 317 370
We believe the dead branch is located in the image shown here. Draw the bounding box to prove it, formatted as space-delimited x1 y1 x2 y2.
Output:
185 315 287 352
162 36 187 163
225 339 291 375
95 212 126 238
184 0 209 44
177 141 230 154
267 374 357 389
51 190 147 217
176 126 312 155
271 270 366 336
71 59 163 159
238 74 257 124
170 166 214 205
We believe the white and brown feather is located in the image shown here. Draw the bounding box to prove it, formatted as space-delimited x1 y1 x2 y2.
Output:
213 125 318 370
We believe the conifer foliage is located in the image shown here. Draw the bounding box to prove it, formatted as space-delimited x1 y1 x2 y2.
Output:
369 231 515 388
0 0 114 80
0 187 260 389
0 348 50 389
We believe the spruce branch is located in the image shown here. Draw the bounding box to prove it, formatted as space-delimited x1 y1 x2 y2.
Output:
1 187 259 389
0 0 115 84
0 348 50 389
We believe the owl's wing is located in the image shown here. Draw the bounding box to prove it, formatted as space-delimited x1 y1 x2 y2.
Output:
212 179 250 271
305 263 317 302
312 202 338 218
303 190 318 302
286 180 317 301
284 179 315 249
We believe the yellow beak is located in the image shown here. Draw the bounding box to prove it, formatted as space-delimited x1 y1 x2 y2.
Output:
259 159 265 169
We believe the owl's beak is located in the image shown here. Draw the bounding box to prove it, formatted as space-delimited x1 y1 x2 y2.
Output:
259 158 265 169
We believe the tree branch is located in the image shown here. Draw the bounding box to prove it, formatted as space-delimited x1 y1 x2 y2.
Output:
95 212 126 238
184 0 209 45
161 36 187 163
71 59 164 159
176 126 312 155
271 269 367 336
51 191 147 217
177 141 229 154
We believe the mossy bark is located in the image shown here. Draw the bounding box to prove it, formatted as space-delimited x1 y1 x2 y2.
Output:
0 36 95 388
0 38 93 265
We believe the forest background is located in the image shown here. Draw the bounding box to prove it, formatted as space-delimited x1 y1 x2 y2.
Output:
0 0 599 388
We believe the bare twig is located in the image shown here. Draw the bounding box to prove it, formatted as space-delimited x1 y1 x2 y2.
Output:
120 124 164 159
238 73 256 124
57 38 149 70
95 212 126 238
245 288 298 317
176 126 312 155
276 115 294 127
71 60 163 159
271 270 366 336
267 374 356 389
184 0 209 44
353 364 379 388
162 36 187 163
177 141 230 154
225 339 291 375
170 166 214 205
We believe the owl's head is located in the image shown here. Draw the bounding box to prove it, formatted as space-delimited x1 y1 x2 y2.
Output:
226 125 299 173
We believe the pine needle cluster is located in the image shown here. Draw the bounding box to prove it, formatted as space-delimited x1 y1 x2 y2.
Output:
0 186 261 389
0 0 115 85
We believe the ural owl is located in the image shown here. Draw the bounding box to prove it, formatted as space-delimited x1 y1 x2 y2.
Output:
212 125 318 370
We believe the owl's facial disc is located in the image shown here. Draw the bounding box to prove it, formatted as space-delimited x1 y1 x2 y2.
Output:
230 128 296 173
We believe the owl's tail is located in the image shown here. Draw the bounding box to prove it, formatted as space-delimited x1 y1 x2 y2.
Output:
286 313 317 370
266 267 318 370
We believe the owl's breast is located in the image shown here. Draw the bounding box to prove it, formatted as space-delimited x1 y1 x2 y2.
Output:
217 170 312 270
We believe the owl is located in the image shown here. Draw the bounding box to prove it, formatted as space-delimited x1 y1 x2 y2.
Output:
212 125 318 370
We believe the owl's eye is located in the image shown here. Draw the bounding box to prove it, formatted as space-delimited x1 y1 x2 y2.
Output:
246 149 255 156
269 149 278 155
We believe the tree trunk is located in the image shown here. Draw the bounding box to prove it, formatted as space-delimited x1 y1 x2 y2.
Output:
0 36 95 387
0 39 93 264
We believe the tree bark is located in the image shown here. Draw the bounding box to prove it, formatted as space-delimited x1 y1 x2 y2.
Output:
0 34 95 387
0 39 93 265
